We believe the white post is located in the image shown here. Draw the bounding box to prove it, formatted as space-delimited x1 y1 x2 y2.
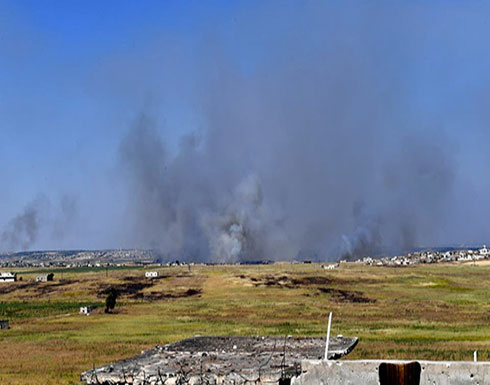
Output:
474 350 478 362
324 312 332 360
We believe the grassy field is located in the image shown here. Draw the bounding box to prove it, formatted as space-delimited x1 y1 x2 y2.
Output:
0 262 489 384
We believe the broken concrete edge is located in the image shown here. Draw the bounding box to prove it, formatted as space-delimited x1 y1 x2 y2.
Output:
328 336 357 360
82 350 302 385
292 359 490 385
80 336 359 384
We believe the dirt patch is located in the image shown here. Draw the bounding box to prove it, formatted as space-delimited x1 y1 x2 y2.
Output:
98 281 201 301
238 274 374 303
0 279 77 295
290 276 333 286
139 288 202 300
318 287 376 303
35 280 77 295
240 275 332 288
98 282 153 298
0 281 38 294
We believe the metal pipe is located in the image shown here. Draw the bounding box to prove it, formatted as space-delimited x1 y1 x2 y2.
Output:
324 312 332 360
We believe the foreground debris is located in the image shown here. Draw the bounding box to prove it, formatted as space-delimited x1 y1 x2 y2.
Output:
81 335 358 384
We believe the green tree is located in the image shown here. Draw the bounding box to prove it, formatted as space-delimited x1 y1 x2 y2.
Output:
105 287 117 313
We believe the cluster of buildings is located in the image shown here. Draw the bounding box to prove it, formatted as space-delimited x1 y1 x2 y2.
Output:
0 249 208 269
321 263 340 270
0 272 56 282
0 249 156 268
357 245 490 266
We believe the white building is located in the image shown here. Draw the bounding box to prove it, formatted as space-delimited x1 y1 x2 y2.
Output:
479 245 490 256
0 272 17 282
145 271 158 278
323 263 339 270
36 273 54 282
80 306 96 315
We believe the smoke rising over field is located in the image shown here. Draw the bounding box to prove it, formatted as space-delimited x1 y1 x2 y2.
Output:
120 115 453 262
115 2 464 262
1 196 45 251
119 81 454 262
4 1 490 258
1 195 78 252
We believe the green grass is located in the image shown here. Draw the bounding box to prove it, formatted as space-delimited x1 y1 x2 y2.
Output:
0 262 488 384
0 301 104 320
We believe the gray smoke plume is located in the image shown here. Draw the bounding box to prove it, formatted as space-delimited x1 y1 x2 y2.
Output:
1 195 47 251
51 194 79 242
114 2 460 262
119 114 453 262
1 194 78 252
4 1 490 256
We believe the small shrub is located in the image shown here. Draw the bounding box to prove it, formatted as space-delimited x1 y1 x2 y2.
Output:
105 288 118 313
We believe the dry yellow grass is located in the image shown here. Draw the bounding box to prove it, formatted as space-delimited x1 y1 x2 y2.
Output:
0 262 488 384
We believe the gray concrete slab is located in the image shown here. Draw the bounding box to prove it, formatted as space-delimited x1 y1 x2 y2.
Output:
292 360 490 385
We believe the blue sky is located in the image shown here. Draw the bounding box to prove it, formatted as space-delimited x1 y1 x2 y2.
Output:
1 0 205 239
1 1 490 257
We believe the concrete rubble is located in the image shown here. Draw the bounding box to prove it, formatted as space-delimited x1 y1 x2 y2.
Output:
81 335 358 385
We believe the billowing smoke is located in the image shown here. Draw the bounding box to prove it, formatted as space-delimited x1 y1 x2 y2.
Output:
5 1 478 258
115 2 463 262
115 3 459 262
1 194 78 252
119 112 453 262
1 196 46 251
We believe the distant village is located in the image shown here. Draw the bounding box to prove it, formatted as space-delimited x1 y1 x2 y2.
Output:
1 245 489 269
356 245 490 266
0 249 156 268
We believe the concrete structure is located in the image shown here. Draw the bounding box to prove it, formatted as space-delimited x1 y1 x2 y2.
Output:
80 306 96 315
36 273 54 282
145 271 158 278
81 336 358 384
0 272 17 282
292 360 490 385
0 320 9 329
